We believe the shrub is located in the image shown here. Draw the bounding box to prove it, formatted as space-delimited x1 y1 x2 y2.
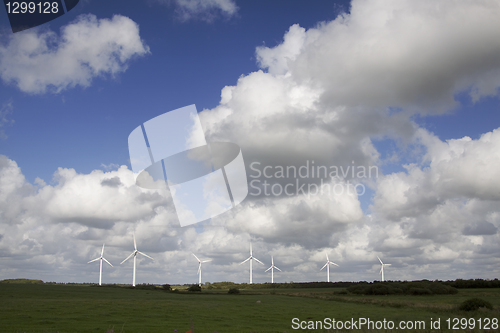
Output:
228 288 240 294
162 284 171 291
458 298 493 311
134 283 157 290
427 283 458 295
409 288 432 295
347 281 457 296
187 284 201 292
347 284 370 294
368 284 392 295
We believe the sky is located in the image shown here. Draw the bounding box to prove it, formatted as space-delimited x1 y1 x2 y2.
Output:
0 0 500 285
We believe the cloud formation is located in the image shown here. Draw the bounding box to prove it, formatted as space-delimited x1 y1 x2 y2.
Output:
374 128 500 221
257 0 500 111
0 14 150 94
193 0 500 280
1 0 500 283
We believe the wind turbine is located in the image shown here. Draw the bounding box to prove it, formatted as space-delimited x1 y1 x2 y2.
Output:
88 244 113 286
192 253 211 286
120 234 153 286
377 256 391 282
239 243 264 284
320 253 339 282
265 256 281 283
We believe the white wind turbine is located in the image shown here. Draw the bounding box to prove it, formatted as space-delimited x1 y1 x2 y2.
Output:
239 243 264 284
320 253 339 282
192 253 211 286
88 244 113 286
377 256 391 282
120 234 153 286
265 256 281 283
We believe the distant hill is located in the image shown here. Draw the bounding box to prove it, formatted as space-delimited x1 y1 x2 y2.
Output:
0 278 44 284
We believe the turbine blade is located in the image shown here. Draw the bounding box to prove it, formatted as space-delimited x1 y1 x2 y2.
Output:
197 263 201 275
377 256 383 265
250 243 252 256
239 257 251 264
87 257 100 264
192 253 200 262
202 259 212 263
103 257 113 267
380 266 383 274
101 244 105 256
120 252 135 264
265 267 272 272
275 266 282 272
320 262 328 270
385 264 391 266
331 262 339 267
326 253 329 261
254 257 265 265
138 251 154 260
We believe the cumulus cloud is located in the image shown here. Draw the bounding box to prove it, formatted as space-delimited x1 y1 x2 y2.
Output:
368 128 500 276
257 0 500 111
374 128 500 221
2 0 500 283
192 0 500 280
0 14 150 94
1 154 330 283
219 178 365 249
0 156 35 224
256 24 308 76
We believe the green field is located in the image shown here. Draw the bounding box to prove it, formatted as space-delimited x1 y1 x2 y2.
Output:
1 282 499 332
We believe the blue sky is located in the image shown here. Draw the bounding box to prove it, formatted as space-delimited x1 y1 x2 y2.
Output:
1 0 500 285
1 0 352 183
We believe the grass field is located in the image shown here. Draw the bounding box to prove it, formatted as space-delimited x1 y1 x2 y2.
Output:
1 282 499 332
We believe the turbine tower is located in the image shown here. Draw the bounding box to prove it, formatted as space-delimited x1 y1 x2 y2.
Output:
88 243 113 286
320 253 339 282
120 234 153 286
239 243 264 284
192 253 211 286
377 256 391 282
265 256 281 283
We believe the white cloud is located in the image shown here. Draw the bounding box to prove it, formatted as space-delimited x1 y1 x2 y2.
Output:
219 178 365 248
374 128 500 221
192 0 500 281
0 149 499 283
256 24 308 76
368 128 500 277
0 14 150 94
257 0 500 111
0 156 35 224
2 0 500 283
